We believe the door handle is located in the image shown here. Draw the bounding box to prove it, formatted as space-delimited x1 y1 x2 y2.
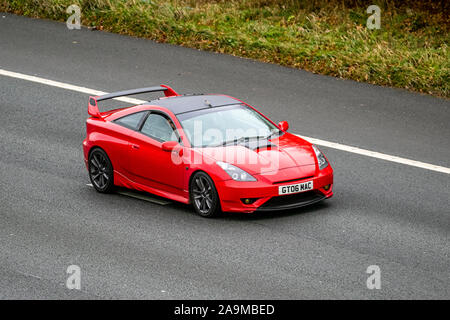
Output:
131 144 140 150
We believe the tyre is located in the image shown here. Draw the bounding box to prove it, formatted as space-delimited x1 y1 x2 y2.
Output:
190 171 220 217
88 148 114 193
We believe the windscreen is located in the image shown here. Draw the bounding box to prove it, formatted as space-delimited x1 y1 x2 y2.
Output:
177 104 281 147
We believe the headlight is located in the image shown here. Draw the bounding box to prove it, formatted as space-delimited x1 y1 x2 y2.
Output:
312 145 329 170
216 161 256 181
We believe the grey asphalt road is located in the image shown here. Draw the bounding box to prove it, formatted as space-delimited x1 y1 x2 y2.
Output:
0 13 449 299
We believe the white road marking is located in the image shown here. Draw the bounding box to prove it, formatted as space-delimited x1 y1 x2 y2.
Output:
1 68 449 175
297 135 450 174
0 69 143 105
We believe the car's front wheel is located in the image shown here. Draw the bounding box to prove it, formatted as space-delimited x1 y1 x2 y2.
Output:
88 148 114 193
190 172 220 218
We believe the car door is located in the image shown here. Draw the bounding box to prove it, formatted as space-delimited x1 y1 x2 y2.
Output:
127 111 185 195
109 110 149 174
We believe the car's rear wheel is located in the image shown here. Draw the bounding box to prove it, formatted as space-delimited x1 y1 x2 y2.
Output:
89 148 114 193
190 172 220 218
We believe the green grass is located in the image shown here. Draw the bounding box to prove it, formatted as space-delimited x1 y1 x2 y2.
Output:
2 0 449 97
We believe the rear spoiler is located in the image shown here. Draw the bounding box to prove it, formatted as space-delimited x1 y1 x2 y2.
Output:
88 84 179 118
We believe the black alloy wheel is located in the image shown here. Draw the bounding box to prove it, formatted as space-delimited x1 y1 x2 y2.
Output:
88 148 114 193
190 172 220 217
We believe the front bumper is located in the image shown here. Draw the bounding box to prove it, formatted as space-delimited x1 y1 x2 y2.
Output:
215 165 333 213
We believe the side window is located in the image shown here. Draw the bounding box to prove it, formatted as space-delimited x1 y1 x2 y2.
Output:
141 113 177 142
114 111 147 130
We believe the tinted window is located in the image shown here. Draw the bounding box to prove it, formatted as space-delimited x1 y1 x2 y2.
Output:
114 111 146 130
141 113 177 142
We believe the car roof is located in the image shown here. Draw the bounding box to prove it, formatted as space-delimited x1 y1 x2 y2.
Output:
145 94 241 115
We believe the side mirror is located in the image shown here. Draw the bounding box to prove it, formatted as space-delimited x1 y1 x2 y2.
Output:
161 141 179 152
278 121 289 132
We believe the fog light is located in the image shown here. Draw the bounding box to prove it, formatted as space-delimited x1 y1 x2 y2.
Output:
323 184 331 191
241 198 258 205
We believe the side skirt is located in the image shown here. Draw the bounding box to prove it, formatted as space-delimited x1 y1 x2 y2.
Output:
113 170 190 204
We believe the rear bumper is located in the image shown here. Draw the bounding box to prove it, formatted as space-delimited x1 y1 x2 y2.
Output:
215 165 333 213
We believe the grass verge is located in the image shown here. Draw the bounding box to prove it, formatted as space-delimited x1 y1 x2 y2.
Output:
1 0 449 97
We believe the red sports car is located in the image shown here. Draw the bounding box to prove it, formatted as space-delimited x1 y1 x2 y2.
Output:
83 85 333 217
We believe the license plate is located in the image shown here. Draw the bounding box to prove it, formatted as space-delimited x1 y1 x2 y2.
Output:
278 181 313 195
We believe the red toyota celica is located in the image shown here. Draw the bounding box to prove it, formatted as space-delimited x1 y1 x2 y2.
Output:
83 85 333 217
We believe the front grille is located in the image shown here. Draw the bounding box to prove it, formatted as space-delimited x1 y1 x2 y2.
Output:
257 191 326 211
273 176 314 184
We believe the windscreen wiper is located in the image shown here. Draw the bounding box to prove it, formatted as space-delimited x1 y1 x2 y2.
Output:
221 135 267 146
